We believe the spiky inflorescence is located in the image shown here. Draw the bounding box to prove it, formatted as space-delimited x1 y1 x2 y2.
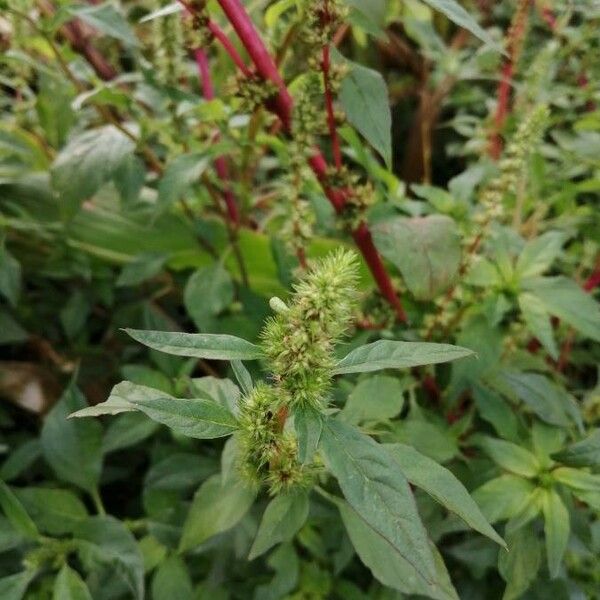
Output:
479 104 549 224
237 383 313 494
261 249 359 409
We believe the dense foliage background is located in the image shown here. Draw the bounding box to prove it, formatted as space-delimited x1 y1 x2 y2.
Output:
0 0 599 598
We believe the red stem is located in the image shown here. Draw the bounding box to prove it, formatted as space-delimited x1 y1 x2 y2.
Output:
489 61 513 159
322 44 343 170
194 48 240 225
216 0 293 131
211 0 406 321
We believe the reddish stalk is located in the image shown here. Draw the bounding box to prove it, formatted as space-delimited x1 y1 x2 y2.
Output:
488 0 531 159
37 0 116 81
194 49 240 225
216 0 293 130
322 44 343 170
210 0 406 321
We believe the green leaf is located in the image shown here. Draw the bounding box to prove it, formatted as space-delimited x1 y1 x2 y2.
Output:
157 153 209 210
385 444 505 547
190 376 240 415
498 527 542 600
472 383 519 441
151 556 194 600
0 310 28 344
0 248 21 307
319 418 437 584
70 381 158 418
339 62 392 167
116 253 167 287
0 481 38 539
552 429 600 467
102 413 160 454
53 564 92 600
338 500 458 600
420 0 503 52
552 467 600 492
51 126 135 218
293 405 322 464
127 396 238 439
541 489 569 578
60 290 90 340
0 571 35 600
525 276 600 342
41 383 103 492
179 474 255 551
479 437 540 478
249 492 309 560
342 375 407 423
231 360 253 396
75 516 144 600
123 329 263 360
15 487 87 535
518 293 558 360
515 231 568 280
184 265 234 331
473 474 535 524
69 2 138 47
333 340 473 375
493 371 571 427
0 440 41 482
36 74 75 148
373 216 462 300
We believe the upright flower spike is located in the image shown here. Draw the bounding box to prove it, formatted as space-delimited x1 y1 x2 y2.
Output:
261 249 359 409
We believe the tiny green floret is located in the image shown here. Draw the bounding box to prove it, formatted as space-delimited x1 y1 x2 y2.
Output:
260 249 359 409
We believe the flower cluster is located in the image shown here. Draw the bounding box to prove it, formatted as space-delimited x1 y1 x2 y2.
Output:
182 1 212 49
301 0 349 48
231 72 279 113
261 249 358 409
478 104 549 225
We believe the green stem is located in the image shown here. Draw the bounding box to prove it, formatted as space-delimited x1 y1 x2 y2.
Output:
90 488 106 516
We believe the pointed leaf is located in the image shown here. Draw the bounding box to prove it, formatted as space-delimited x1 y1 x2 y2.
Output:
128 396 238 439
179 474 255 551
53 564 93 600
123 329 262 360
319 418 437 584
552 429 600 467
338 500 458 600
421 0 503 52
339 62 391 167
386 444 505 547
41 383 103 492
0 481 38 540
249 492 309 560
334 340 473 375
542 489 569 578
479 437 540 478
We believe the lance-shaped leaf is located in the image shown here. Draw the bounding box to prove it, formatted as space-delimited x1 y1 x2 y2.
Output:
70 381 161 418
126 396 238 439
338 499 458 600
552 429 600 468
542 489 569 578
333 340 473 375
385 444 505 547
123 329 262 360
0 481 39 540
249 492 309 560
420 0 503 53
319 418 437 584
